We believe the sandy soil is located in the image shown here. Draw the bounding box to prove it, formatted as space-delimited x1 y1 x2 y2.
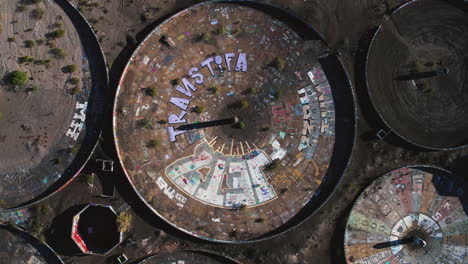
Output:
0 0 91 208
7 0 468 263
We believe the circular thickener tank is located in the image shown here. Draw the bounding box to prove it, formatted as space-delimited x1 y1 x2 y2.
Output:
114 1 356 242
0 0 108 209
366 0 468 149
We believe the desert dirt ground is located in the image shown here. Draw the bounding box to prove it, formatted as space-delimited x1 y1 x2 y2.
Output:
0 0 89 208
3 0 467 263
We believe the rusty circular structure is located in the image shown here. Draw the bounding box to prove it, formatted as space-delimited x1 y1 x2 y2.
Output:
365 0 468 149
0 224 63 264
0 0 108 209
114 1 356 242
344 166 467 263
138 250 239 264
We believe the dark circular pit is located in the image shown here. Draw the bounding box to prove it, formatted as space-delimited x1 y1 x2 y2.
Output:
366 0 468 149
71 204 122 255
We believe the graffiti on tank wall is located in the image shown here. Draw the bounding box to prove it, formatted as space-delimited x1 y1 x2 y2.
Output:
156 176 187 208
66 102 88 141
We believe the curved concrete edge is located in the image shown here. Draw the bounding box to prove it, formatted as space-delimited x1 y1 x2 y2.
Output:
0 223 64 264
136 249 240 264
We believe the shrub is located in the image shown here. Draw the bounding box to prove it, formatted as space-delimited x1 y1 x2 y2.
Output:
137 118 152 129
78 0 92 7
117 212 132 233
49 47 66 59
158 119 168 125
30 8 45 20
247 87 257 95
229 230 238 238
54 158 62 165
18 56 35 64
47 29 65 39
209 86 220 94
274 90 282 100
29 85 39 92
29 219 44 238
6 71 28 85
191 105 205 114
52 21 63 28
85 174 94 185
145 86 157 96
265 159 280 171
170 78 181 86
24 40 35 48
71 86 80 95
255 217 265 223
34 59 51 66
62 64 77 73
214 26 226 35
194 33 207 42
7 37 16 42
238 121 246 129
70 145 79 154
35 39 45 45
69 77 80 85
272 57 286 71
240 100 249 109
17 5 27 12
147 139 161 148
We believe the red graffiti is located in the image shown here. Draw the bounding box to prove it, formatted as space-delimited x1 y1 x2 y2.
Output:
272 103 293 123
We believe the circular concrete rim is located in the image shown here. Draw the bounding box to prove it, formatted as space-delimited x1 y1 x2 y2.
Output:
0 224 64 264
0 0 109 211
112 0 357 244
364 0 468 150
137 250 240 264
342 165 464 264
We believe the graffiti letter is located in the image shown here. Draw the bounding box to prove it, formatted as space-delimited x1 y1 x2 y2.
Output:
168 127 187 142
189 67 204 85
201 57 215 76
224 53 236 71
168 111 187 124
235 53 247 72
170 97 190 111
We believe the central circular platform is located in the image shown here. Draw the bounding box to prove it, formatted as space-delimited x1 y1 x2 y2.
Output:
114 2 354 242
